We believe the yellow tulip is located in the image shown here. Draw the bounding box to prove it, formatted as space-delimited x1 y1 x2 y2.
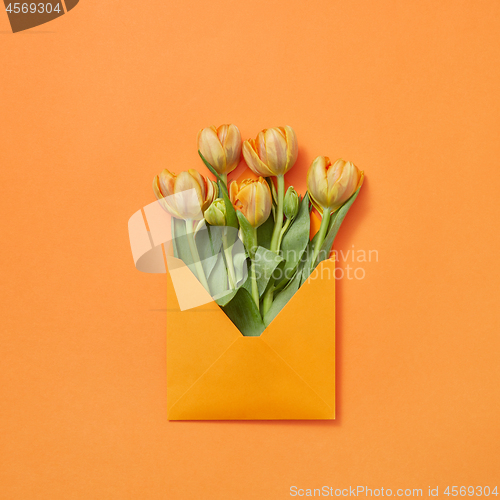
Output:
307 157 364 215
153 168 218 220
229 177 272 228
242 126 298 177
197 124 242 175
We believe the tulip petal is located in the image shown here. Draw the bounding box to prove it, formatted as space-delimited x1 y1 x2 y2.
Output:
152 175 163 201
284 126 298 173
327 159 345 186
174 171 204 220
187 169 206 200
216 124 228 145
307 156 330 210
264 127 288 175
255 132 269 167
229 180 239 205
221 124 242 173
153 175 181 218
198 126 226 174
239 182 257 227
158 169 176 197
254 178 272 228
242 140 275 177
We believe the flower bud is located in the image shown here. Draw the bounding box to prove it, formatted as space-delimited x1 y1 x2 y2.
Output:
153 168 218 220
197 124 242 175
242 126 298 177
307 156 364 215
229 177 272 228
283 186 299 219
204 198 227 226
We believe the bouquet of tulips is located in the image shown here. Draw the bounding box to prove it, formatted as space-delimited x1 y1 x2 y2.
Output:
153 125 364 336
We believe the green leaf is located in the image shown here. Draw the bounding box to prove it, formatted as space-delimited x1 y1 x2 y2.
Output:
263 266 302 327
171 218 194 266
236 211 257 256
210 236 248 307
232 243 248 285
208 252 229 299
205 224 224 257
198 151 227 193
280 193 311 283
242 246 283 297
256 213 274 250
220 185 239 229
221 287 266 336
215 289 238 307
195 223 222 278
265 177 278 205
315 186 362 267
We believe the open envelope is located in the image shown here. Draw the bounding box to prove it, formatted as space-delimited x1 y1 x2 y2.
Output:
129 200 335 420
165 258 335 420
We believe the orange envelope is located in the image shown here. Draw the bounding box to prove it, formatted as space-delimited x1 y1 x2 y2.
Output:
129 202 335 420
165 258 335 420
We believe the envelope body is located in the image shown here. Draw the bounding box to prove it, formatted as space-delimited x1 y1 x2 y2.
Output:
166 259 336 420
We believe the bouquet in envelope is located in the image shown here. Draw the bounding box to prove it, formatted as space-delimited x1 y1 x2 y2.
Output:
129 124 364 420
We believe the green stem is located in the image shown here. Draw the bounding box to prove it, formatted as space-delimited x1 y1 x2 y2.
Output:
249 227 259 308
222 229 236 289
220 173 227 189
270 175 285 253
185 219 210 292
277 217 291 251
311 209 331 269
262 175 285 316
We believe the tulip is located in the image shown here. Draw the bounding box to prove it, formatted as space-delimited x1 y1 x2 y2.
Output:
243 127 298 315
229 177 272 229
307 156 364 268
204 198 227 226
153 168 218 293
197 124 242 182
153 168 218 221
307 157 363 215
230 177 272 308
242 126 298 177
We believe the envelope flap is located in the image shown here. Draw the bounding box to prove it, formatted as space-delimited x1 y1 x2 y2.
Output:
168 337 334 420
261 258 336 410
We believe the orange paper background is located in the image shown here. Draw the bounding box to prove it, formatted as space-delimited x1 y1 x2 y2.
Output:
1 1 499 498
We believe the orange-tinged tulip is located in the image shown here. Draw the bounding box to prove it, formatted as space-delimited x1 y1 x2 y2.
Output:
242 126 298 177
307 157 364 215
229 177 272 228
197 124 242 175
153 168 218 220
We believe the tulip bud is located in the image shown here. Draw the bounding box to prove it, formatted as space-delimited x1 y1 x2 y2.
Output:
242 126 298 177
204 198 227 226
307 156 364 215
153 168 218 220
283 186 299 220
197 124 242 175
229 177 272 228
